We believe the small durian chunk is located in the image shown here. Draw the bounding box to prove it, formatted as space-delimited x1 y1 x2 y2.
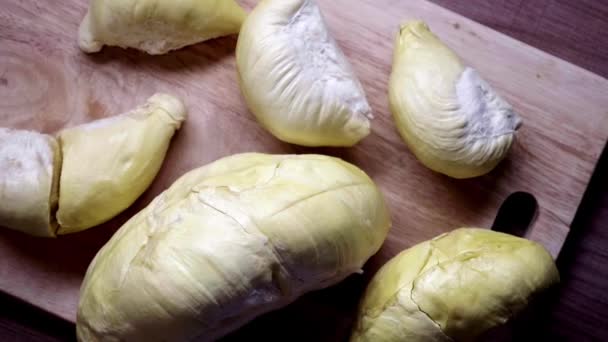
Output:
351 228 559 342
0 128 60 237
390 21 522 178
236 0 372 147
56 94 187 234
79 0 247 54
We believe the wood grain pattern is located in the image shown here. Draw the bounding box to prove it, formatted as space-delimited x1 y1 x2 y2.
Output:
0 291 73 342
545 148 608 341
1 0 607 333
433 0 608 79
426 2 608 339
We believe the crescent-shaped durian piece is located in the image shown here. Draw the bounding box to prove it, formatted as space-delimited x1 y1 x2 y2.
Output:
0 129 61 237
236 0 372 147
56 94 187 235
78 0 247 54
390 21 522 179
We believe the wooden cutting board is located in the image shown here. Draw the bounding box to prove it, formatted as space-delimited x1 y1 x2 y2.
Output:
1 0 607 334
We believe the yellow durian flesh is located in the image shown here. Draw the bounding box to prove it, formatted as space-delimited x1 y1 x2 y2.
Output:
236 0 372 147
56 94 186 235
79 0 246 54
0 129 61 237
351 228 559 342
77 153 391 341
389 21 522 179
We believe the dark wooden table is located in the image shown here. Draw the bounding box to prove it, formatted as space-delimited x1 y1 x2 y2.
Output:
1 1 607 341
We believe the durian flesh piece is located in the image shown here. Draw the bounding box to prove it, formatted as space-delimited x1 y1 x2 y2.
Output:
78 0 247 54
390 21 522 178
236 0 372 147
351 228 559 342
0 129 61 237
77 153 391 341
56 94 187 235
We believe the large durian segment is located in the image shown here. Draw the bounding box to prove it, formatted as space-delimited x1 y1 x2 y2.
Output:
76 153 391 341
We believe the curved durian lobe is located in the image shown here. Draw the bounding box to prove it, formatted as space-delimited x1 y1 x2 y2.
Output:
78 0 246 54
0 128 61 237
389 21 522 179
56 94 187 235
351 228 559 342
236 0 372 147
